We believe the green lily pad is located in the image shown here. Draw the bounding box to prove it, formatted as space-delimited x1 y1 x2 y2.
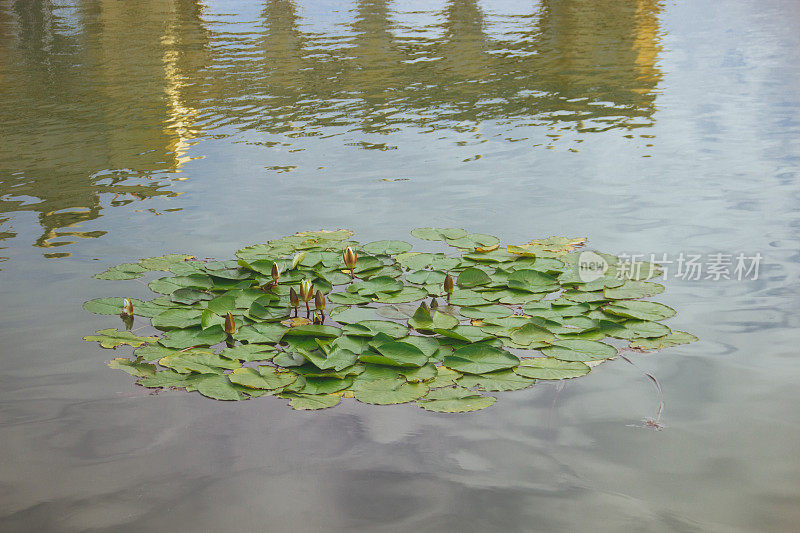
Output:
354 381 429 405
84 329 158 349
95 262 149 280
194 374 245 401
603 300 676 321
604 281 665 300
152 308 203 330
630 331 698 350
363 240 413 255
411 227 467 241
457 267 492 288
514 358 591 379
458 370 535 391
541 340 617 361
159 326 227 349
280 392 343 410
417 387 496 412
443 344 519 374
359 341 429 367
108 358 157 377
219 344 275 362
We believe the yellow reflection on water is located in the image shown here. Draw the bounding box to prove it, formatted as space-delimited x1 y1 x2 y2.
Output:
0 0 664 258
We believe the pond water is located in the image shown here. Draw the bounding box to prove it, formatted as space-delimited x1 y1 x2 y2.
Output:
1 0 799 530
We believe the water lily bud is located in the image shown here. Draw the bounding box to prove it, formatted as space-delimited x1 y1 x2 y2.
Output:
420 301 429 313
289 287 299 308
343 246 357 270
315 290 326 311
430 298 439 310
122 298 134 316
224 312 237 335
444 273 454 295
300 279 314 302
271 262 280 282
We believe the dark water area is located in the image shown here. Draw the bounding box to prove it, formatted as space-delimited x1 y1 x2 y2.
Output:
1 0 799 531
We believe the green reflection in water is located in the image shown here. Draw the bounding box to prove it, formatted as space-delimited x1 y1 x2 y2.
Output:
0 0 663 258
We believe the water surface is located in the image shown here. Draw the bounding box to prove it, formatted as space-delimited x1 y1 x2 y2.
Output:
1 0 799 531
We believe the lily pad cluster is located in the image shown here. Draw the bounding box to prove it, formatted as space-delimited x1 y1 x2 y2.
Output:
84 229 696 412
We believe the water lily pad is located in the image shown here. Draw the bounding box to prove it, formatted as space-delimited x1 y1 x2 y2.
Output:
220 344 275 362
456 267 492 288
328 292 372 305
372 287 428 303
359 341 429 367
194 374 245 400
159 325 227 349
541 339 617 361
446 233 500 250
417 387 496 412
84 329 158 349
509 323 556 346
604 280 665 300
280 392 343 410
411 227 467 241
152 308 203 330
354 381 429 405
630 331 698 350
458 305 513 320
345 320 408 338
603 300 676 321
458 370 534 391
514 358 591 379
139 254 194 271
443 344 519 374
427 366 462 388
108 358 156 377
94 262 149 280
406 270 447 285
408 305 459 332
234 323 287 344
159 349 240 374
363 240 413 255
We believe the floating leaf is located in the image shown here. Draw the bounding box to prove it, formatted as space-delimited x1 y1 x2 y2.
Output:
630 331 698 350
411 227 467 241
139 254 193 271
152 308 203 330
443 344 519 374
458 370 534 391
427 366 462 388
510 323 556 346
84 329 158 349
603 300 676 321
541 340 616 362
108 358 156 377
363 240 413 255
604 280 665 300
373 287 428 303
514 358 591 379
159 326 227 349
280 392 343 410
417 387 496 412
457 267 492 288
234 323 287 344
220 344 275 362
354 381 429 405
359 341 429 367
194 374 245 401
94 262 149 280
